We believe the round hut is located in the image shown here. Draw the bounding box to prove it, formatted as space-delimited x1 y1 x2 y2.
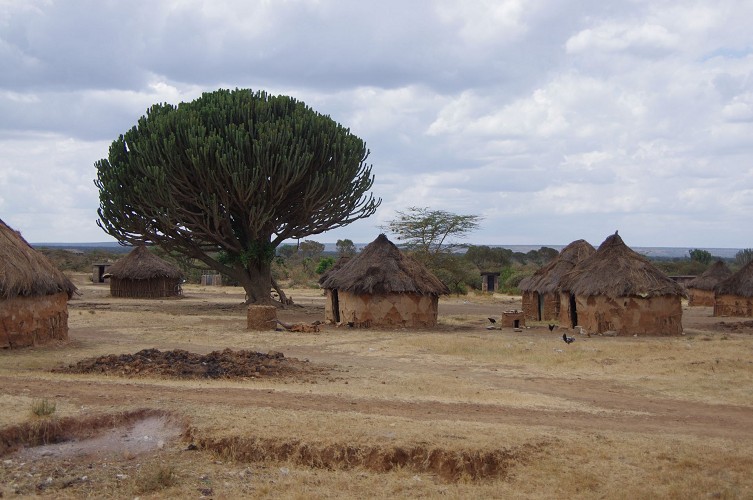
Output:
319 234 450 328
0 218 77 348
686 260 732 307
558 232 685 336
713 260 753 317
107 245 183 298
520 239 595 322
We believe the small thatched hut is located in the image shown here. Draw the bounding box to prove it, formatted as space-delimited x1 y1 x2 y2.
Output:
558 233 685 336
520 239 595 322
107 245 183 298
319 234 450 327
0 219 76 348
686 260 732 307
713 260 753 317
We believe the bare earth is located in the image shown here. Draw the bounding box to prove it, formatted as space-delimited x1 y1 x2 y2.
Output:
1 275 752 498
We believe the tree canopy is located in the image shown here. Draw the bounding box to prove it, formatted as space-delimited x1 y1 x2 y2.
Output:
689 248 713 265
381 207 482 256
95 88 380 304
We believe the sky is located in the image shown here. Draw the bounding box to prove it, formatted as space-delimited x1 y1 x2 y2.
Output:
1 0 752 249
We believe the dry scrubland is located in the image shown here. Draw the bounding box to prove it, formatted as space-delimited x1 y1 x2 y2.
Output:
1 273 753 499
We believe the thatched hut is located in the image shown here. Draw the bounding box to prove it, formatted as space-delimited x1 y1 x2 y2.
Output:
0 219 76 348
319 234 450 327
686 260 732 307
520 240 595 322
107 245 183 298
713 260 753 317
558 233 685 336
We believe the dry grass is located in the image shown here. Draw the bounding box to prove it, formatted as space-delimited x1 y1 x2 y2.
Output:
1 274 752 498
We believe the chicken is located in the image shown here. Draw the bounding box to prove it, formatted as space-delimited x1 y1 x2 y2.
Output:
562 332 575 344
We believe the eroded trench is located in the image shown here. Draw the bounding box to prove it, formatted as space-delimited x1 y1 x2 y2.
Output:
1 408 549 483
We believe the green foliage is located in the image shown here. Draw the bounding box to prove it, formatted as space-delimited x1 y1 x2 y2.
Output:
36 247 128 273
336 238 356 256
736 248 753 266
94 88 380 303
382 206 482 255
654 259 709 276
689 248 713 265
408 251 478 295
277 244 298 260
464 245 511 271
316 257 336 274
31 399 56 417
531 247 559 265
299 240 325 259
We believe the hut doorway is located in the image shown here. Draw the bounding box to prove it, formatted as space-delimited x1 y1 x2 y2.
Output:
486 274 495 292
537 293 544 321
568 293 578 328
92 263 111 284
331 290 341 323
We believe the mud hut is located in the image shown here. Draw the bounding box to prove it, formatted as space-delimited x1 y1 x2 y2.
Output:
520 239 595 322
319 234 450 327
686 260 732 307
713 260 753 317
0 219 76 348
558 232 685 336
107 245 183 298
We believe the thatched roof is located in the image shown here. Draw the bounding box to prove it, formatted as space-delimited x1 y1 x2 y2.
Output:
560 233 685 298
317 256 351 285
107 245 183 280
520 239 596 294
319 234 450 295
714 260 753 297
686 260 733 291
0 218 77 299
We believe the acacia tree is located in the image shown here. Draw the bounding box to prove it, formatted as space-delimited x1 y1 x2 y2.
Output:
382 206 482 258
382 207 482 291
95 89 380 305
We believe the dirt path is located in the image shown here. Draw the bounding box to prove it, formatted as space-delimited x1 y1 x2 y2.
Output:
2 373 749 441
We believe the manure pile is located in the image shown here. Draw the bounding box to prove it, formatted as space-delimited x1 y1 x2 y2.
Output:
55 348 322 380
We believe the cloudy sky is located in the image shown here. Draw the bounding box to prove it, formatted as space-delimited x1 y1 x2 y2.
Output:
2 1 752 249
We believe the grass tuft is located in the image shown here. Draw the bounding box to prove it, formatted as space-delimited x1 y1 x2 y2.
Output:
137 463 177 493
30 399 56 418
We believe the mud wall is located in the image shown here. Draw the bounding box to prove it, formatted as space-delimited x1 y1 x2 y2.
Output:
559 293 682 336
329 291 439 328
688 288 714 307
110 277 182 298
714 294 753 317
522 292 559 322
521 292 537 321
0 292 69 348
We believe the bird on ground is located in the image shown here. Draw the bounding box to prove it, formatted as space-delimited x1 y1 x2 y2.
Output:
548 324 556 331
562 332 575 344
488 318 496 324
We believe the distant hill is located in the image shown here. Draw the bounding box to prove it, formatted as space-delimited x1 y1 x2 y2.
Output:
33 241 743 260
32 242 132 254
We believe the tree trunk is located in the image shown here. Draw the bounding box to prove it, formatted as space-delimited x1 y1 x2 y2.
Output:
236 261 274 305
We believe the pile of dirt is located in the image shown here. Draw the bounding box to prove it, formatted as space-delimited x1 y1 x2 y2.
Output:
713 320 753 332
54 348 322 380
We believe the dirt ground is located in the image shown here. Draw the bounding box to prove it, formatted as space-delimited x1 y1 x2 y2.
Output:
1 275 752 498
